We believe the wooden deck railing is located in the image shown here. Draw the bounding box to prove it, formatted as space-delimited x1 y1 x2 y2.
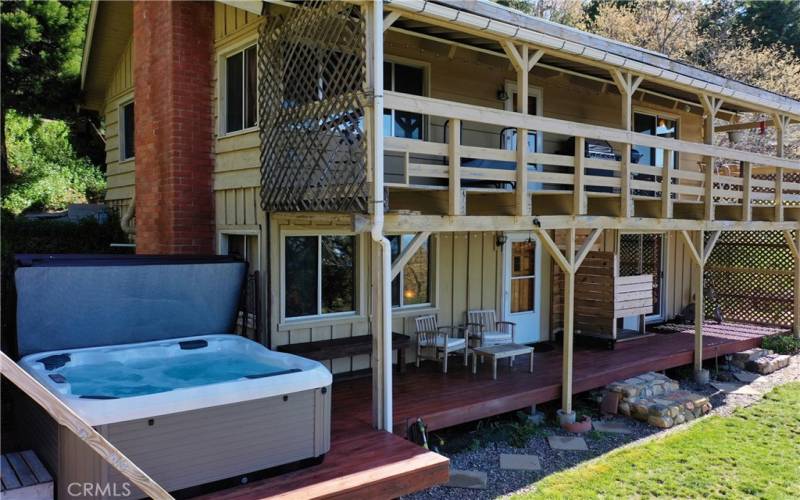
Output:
383 91 800 221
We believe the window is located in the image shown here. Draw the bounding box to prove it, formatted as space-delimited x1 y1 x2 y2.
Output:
120 101 135 161
220 233 260 272
510 240 536 313
383 61 425 139
224 45 257 133
389 235 431 308
634 112 678 168
284 235 356 319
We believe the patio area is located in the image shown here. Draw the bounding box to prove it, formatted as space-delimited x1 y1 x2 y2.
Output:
203 322 781 499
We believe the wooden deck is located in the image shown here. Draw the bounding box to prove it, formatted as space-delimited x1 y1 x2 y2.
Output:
201 322 779 499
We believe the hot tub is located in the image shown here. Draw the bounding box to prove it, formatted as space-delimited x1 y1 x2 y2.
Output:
14 257 332 498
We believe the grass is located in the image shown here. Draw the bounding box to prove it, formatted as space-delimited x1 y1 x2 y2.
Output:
517 383 800 499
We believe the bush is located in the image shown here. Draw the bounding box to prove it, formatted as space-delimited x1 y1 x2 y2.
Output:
2 110 105 215
761 335 800 355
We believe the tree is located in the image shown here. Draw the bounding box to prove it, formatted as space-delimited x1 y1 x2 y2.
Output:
733 0 800 57
1 0 90 182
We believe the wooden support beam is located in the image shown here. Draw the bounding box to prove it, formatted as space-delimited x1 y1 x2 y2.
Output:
773 113 789 222
0 352 173 499
610 69 642 132
742 161 752 222
703 230 721 265
515 44 530 216
704 158 715 221
693 231 705 374
716 119 774 133
679 230 702 266
661 149 673 218
561 228 576 416
573 137 586 215
535 228 572 274
700 95 722 222
383 11 401 31
620 144 633 217
448 118 462 215
390 231 431 279
574 227 603 270
784 230 799 261
527 48 544 72
501 40 524 72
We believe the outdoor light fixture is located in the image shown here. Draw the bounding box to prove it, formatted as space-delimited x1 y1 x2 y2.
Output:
496 234 508 247
497 89 509 101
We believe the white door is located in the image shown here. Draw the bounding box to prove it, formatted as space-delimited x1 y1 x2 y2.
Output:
503 233 543 344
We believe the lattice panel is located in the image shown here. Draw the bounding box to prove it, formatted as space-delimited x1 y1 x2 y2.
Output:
258 1 369 212
705 230 795 327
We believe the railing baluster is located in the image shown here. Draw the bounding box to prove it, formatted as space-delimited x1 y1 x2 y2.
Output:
704 158 715 221
742 161 752 222
774 167 784 222
573 137 586 215
516 127 529 216
448 118 461 215
661 149 673 218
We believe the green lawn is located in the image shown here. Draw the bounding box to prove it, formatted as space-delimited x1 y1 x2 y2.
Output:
518 383 800 499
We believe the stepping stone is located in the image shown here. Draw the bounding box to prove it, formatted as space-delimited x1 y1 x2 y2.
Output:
446 469 487 489
733 371 760 383
547 436 588 451
592 420 633 434
711 382 760 396
499 454 542 471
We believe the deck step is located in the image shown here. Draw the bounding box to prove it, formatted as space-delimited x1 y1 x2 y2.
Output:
1 450 53 500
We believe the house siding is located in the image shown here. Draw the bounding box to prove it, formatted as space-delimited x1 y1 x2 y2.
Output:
103 37 134 209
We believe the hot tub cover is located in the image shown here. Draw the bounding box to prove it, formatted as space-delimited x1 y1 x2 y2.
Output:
15 256 247 356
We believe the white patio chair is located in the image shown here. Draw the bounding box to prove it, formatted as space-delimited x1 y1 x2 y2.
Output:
414 314 469 374
465 310 516 349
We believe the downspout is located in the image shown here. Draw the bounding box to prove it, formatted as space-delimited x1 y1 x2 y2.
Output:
368 0 393 432
121 195 136 236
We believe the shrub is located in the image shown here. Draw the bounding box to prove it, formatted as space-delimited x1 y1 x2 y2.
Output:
2 110 105 215
761 335 800 355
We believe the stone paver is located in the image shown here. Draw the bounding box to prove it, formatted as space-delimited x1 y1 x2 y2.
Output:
711 381 761 395
592 420 633 434
733 371 760 383
446 470 487 489
547 436 588 451
499 454 541 471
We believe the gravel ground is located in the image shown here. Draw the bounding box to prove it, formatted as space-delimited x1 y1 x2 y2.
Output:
406 354 800 499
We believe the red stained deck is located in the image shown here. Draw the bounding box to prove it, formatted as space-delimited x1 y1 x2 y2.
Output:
202 323 779 499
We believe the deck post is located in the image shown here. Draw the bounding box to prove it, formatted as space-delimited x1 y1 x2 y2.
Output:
700 95 722 222
773 114 789 222
785 230 800 338
573 137 586 215
503 42 532 217
448 118 462 215
741 161 752 222
661 149 673 218
560 228 577 422
693 231 705 379
365 0 392 431
610 70 640 217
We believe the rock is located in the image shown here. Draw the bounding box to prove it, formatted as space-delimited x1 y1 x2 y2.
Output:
649 404 670 417
618 401 631 416
547 436 589 451
499 454 541 471
446 470 488 489
648 415 674 428
631 402 650 420
668 405 680 419
674 413 685 425
746 354 790 375
733 371 760 383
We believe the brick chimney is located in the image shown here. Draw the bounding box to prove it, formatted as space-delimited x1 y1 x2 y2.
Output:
133 1 215 254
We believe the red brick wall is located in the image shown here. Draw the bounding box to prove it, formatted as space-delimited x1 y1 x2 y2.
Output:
133 1 214 254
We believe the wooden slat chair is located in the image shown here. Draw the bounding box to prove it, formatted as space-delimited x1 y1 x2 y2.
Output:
414 315 469 373
465 310 516 349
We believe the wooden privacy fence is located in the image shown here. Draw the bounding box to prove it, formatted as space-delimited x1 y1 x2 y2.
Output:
553 251 654 339
0 352 173 499
705 230 795 327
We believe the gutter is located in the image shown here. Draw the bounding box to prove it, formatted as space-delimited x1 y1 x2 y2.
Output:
387 0 800 118
79 0 99 91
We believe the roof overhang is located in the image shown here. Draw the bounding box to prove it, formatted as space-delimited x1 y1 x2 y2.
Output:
79 1 133 111
383 0 800 119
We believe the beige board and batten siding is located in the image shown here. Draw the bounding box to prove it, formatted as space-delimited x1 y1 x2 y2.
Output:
103 36 134 213
269 214 529 374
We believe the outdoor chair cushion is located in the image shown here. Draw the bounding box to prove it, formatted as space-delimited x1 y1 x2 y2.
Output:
431 337 466 349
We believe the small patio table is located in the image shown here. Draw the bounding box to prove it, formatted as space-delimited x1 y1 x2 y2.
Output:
471 343 534 379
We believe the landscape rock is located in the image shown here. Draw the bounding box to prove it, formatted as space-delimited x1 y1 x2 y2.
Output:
746 354 790 375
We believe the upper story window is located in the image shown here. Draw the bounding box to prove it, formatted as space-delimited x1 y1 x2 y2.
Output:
383 61 425 139
389 235 432 308
224 45 257 134
284 235 356 319
119 101 135 161
634 112 678 168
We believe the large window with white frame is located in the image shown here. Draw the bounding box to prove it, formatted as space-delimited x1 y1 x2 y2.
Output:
383 60 426 139
223 44 257 134
388 234 432 308
119 101 135 161
283 235 356 319
219 232 260 272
